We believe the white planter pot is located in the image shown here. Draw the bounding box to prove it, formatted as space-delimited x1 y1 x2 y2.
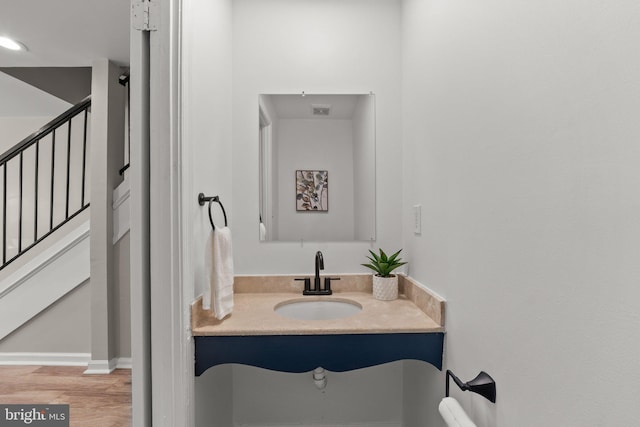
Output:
372 274 398 301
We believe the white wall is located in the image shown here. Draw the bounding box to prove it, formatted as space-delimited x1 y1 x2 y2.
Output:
0 117 56 153
0 70 70 130
276 119 355 241
231 1 402 425
183 0 234 301
195 365 233 427
401 1 640 426
1 111 89 261
180 1 640 426
231 0 403 274
184 1 403 426
182 0 234 425
0 70 71 153
233 364 402 427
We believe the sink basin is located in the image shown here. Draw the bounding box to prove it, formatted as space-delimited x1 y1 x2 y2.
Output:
274 298 362 321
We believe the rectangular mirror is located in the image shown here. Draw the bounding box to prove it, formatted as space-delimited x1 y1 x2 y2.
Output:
259 93 376 242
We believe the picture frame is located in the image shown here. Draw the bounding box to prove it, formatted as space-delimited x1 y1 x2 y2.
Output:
295 170 328 211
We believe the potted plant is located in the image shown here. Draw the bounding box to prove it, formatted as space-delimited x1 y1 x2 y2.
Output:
361 249 407 300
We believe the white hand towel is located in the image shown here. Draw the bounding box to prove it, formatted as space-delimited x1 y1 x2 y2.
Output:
439 397 477 427
202 232 213 311
206 227 234 319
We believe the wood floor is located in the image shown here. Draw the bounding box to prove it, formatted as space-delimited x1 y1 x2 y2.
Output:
0 366 131 427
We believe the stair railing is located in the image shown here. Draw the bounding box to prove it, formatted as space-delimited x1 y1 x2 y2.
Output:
0 96 91 271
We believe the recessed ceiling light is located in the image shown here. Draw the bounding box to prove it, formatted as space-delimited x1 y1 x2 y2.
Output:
0 36 27 51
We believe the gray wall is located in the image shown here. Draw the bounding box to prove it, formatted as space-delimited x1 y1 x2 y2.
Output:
89 58 126 364
0 281 91 353
0 232 131 359
114 232 131 358
1 67 91 105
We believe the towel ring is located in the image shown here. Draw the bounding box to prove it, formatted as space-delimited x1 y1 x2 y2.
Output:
446 370 496 403
198 193 228 231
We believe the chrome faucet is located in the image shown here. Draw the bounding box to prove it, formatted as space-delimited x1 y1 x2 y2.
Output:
294 251 339 295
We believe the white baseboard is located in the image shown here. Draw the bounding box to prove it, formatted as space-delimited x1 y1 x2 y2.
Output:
116 357 132 369
84 358 118 374
0 352 91 366
0 353 132 372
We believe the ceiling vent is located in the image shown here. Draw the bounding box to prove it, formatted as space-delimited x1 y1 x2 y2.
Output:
311 104 331 116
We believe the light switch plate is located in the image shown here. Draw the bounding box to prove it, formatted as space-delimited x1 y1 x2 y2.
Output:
413 204 422 234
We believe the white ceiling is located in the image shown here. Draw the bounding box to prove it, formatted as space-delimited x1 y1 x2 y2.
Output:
0 0 129 117
0 0 130 67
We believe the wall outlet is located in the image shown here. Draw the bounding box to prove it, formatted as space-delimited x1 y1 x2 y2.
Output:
413 204 422 235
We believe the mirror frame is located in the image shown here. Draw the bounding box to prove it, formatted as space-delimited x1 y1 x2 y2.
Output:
258 93 376 243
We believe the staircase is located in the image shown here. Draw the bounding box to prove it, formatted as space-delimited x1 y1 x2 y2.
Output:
0 65 131 369
0 98 92 343
0 97 91 271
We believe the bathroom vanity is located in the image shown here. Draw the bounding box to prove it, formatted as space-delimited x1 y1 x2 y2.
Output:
191 275 445 375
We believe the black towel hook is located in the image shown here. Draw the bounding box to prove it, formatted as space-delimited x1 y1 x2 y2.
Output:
198 193 228 231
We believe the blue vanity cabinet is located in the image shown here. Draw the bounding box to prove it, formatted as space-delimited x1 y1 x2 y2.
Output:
194 332 444 375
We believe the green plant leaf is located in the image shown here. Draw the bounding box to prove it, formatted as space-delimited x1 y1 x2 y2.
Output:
361 263 378 272
387 249 402 263
363 248 407 276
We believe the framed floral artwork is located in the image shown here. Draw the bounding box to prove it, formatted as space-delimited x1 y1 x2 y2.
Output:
296 170 328 211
